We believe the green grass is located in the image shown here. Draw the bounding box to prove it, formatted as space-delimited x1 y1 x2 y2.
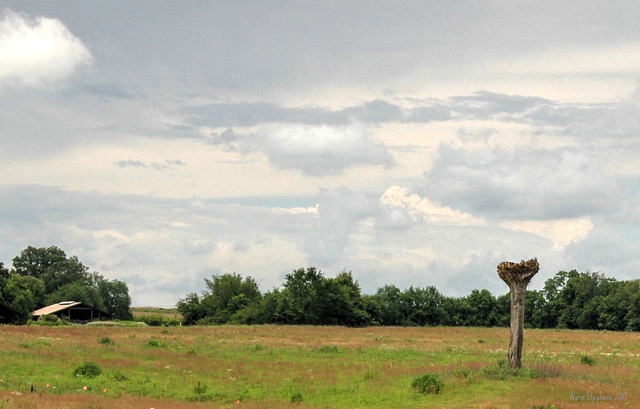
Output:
0 325 638 408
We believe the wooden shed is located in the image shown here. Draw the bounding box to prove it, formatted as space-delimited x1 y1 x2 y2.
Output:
33 301 112 323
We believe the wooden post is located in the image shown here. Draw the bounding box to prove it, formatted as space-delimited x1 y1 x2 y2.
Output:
497 258 539 369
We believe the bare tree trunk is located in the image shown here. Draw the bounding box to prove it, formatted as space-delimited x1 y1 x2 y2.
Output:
497 258 539 369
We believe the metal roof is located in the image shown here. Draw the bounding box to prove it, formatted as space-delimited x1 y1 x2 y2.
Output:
33 301 89 317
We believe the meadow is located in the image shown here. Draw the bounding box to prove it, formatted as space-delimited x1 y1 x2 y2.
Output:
0 325 638 409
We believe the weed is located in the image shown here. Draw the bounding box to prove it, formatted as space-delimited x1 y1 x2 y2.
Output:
98 336 115 346
107 370 128 382
318 345 338 353
580 355 596 366
73 362 102 378
291 391 304 403
480 360 543 381
453 366 472 378
193 381 207 395
478 339 486 343
249 343 264 352
145 339 167 349
363 370 379 380
411 373 444 395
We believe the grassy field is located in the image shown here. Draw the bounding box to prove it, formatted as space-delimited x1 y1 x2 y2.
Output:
130 307 182 319
0 325 638 409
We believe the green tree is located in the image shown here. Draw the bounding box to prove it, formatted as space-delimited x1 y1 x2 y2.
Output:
15 275 46 309
272 268 371 326
524 290 546 328
0 264 36 325
320 271 371 326
10 246 132 320
97 279 133 320
464 289 498 327
45 282 104 309
495 293 511 327
40 256 91 294
556 272 614 329
179 273 261 325
598 280 636 331
440 296 474 326
625 281 640 331
177 292 205 325
539 270 580 328
278 267 326 325
399 286 445 327
12 246 67 279
375 284 403 326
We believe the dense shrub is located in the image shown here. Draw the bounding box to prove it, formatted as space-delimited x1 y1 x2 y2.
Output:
136 313 180 327
411 373 444 395
73 362 102 378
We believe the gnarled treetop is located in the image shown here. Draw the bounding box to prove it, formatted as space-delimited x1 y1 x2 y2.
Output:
497 258 539 286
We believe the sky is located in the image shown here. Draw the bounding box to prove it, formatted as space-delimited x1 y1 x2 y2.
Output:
1 1 640 307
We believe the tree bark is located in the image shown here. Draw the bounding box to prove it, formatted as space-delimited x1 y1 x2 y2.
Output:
497 258 539 369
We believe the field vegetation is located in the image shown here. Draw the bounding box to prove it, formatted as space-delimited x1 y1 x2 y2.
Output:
0 325 638 409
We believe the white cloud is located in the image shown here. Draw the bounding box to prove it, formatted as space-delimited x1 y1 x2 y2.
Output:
499 217 593 250
254 124 395 176
380 186 485 226
0 10 92 88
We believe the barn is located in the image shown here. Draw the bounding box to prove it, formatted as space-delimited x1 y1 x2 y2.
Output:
33 301 112 323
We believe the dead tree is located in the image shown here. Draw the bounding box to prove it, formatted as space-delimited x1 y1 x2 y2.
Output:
497 258 539 369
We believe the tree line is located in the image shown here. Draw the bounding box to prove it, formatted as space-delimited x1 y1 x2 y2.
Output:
0 246 133 324
178 267 640 331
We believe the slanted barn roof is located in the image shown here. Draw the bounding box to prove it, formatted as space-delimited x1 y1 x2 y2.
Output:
33 301 111 322
33 301 83 317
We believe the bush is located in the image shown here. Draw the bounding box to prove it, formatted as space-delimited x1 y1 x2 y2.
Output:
136 313 180 327
580 355 596 366
98 336 115 346
411 373 444 395
40 314 60 323
73 362 102 378
31 314 70 327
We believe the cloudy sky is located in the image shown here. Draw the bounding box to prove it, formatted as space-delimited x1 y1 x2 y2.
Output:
2 1 640 306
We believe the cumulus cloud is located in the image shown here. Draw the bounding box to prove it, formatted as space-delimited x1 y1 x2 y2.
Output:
250 124 395 176
0 9 92 88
